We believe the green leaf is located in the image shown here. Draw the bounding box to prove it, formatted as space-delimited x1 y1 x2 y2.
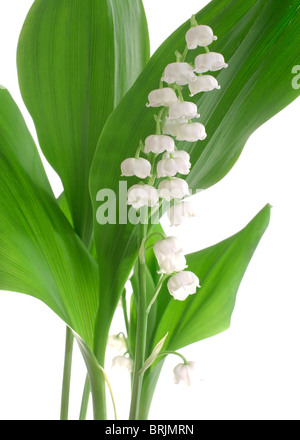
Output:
138 204 271 419
90 0 300 345
139 332 168 376
153 204 271 351
75 333 114 420
17 0 150 245
0 88 98 347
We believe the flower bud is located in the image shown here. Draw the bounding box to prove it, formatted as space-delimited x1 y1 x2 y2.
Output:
144 135 175 154
186 25 217 49
161 62 197 86
176 122 207 142
194 52 228 73
158 177 190 201
127 184 159 209
157 151 191 178
153 237 187 274
167 201 195 226
108 334 126 352
167 270 200 301
163 118 188 137
189 75 221 96
146 87 179 107
121 158 152 179
112 356 133 372
173 361 197 386
168 101 200 120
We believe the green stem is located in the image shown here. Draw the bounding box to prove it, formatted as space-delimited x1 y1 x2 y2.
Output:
100 366 118 420
174 84 184 102
60 326 74 420
129 222 148 420
92 319 109 420
121 289 129 338
79 376 90 420
159 350 189 364
146 274 167 314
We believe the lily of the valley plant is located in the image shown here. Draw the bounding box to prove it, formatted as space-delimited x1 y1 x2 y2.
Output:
0 0 299 420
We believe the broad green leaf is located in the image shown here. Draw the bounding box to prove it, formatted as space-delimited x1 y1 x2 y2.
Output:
138 204 271 419
17 0 150 245
152 205 271 351
0 88 98 347
90 0 300 348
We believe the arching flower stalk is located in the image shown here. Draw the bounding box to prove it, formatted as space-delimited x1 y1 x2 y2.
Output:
119 15 228 420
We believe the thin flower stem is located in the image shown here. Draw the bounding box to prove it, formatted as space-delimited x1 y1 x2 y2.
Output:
158 350 189 365
182 45 189 61
174 84 184 102
190 14 198 27
129 222 148 420
60 326 74 420
79 376 90 420
145 231 166 245
146 274 167 314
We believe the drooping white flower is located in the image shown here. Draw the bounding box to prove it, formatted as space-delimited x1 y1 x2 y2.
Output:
186 25 217 49
176 122 207 142
146 87 179 107
167 201 196 226
158 177 190 201
112 356 133 372
163 118 188 137
194 52 228 73
157 151 191 178
167 271 200 301
173 361 197 386
127 184 159 209
161 62 197 86
189 75 221 96
107 334 126 352
121 158 152 179
144 135 175 154
168 101 200 120
153 237 187 275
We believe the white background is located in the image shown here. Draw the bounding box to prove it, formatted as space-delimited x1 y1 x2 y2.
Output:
0 0 299 420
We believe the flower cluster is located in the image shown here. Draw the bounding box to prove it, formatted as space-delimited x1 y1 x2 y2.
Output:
121 19 227 302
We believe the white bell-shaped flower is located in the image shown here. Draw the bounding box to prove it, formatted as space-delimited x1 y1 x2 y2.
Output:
163 118 188 137
107 334 126 352
186 25 217 49
194 52 228 73
127 184 159 209
189 75 221 96
157 151 191 178
158 177 190 201
168 101 200 120
112 356 133 372
146 87 179 107
121 157 152 179
176 122 207 142
144 135 175 154
153 237 187 275
161 62 197 86
167 201 195 226
173 361 197 386
167 270 200 301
